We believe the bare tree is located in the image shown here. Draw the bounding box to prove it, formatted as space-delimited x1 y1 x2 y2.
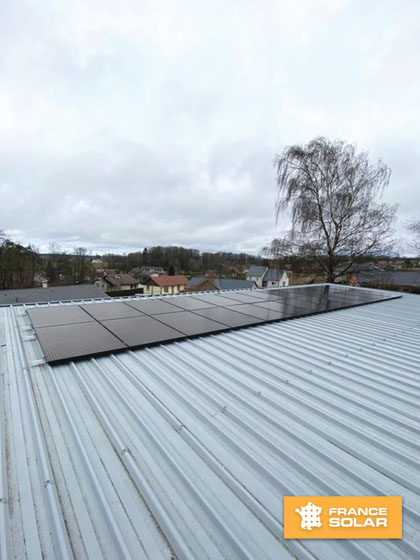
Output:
407 219 420 254
273 137 397 282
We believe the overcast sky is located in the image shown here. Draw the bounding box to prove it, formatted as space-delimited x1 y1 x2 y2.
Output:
1 0 419 255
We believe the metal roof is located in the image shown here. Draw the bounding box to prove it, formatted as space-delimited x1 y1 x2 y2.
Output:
0 284 109 305
0 286 419 559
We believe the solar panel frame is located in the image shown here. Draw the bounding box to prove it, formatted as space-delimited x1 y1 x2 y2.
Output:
36 322 127 363
101 315 186 347
125 299 182 315
27 305 95 327
28 285 402 364
153 311 228 336
81 302 144 320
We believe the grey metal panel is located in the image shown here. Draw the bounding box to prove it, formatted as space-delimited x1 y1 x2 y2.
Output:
155 311 227 336
35 322 127 362
0 284 109 305
0 290 419 559
28 305 94 327
81 302 143 320
102 315 186 347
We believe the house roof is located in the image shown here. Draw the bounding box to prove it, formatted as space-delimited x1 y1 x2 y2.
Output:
104 274 138 287
357 270 420 286
0 284 109 306
0 286 419 559
187 277 256 290
247 265 268 277
246 266 286 281
146 275 188 287
263 268 285 282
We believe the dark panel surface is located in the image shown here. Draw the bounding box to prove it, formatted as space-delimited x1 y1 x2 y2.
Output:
155 311 227 336
81 302 144 320
28 305 94 327
29 285 402 364
223 303 291 321
36 322 126 362
192 307 262 328
102 316 185 347
191 294 243 306
167 297 216 311
214 292 265 304
125 299 181 315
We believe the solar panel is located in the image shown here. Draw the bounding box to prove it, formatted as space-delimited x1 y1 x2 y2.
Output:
27 305 94 327
190 293 243 306
192 306 262 328
125 299 181 315
36 322 127 363
28 285 402 364
223 303 293 321
167 297 216 311
81 302 144 320
102 316 185 347
154 311 227 336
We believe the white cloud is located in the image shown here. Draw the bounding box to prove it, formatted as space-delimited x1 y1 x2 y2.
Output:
0 0 419 254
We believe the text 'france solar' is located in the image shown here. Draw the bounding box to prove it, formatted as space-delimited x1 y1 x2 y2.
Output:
27 285 401 364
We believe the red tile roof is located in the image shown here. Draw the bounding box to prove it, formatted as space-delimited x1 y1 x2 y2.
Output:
146 275 188 287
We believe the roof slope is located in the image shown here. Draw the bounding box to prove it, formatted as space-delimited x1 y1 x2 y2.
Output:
213 278 256 290
0 288 419 559
0 284 109 305
147 275 188 287
246 265 267 277
187 277 256 290
104 274 138 287
263 269 285 281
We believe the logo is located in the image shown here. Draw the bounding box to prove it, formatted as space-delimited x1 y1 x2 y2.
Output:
295 502 322 530
284 496 402 539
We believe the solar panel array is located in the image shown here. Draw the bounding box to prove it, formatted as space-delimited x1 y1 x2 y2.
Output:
27 285 401 364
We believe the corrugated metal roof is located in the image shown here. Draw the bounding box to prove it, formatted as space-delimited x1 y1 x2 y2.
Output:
0 284 109 305
0 286 419 559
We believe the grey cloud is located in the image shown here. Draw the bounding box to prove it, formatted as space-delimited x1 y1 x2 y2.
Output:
0 0 419 255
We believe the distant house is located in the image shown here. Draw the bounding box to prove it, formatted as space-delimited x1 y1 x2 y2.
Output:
141 266 166 276
187 277 257 292
355 270 420 289
95 274 140 293
246 266 289 288
144 275 188 296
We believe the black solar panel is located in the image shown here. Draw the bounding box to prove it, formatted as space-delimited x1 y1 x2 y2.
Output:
28 285 401 364
192 306 262 327
153 311 227 336
190 293 243 306
81 302 143 320
125 299 181 315
102 316 185 347
35 322 127 362
28 305 94 327
167 297 216 311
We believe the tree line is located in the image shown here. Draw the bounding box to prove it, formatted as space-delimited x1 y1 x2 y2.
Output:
0 233 269 290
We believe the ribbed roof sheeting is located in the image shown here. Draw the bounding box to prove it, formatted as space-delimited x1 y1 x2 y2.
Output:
0 289 420 559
